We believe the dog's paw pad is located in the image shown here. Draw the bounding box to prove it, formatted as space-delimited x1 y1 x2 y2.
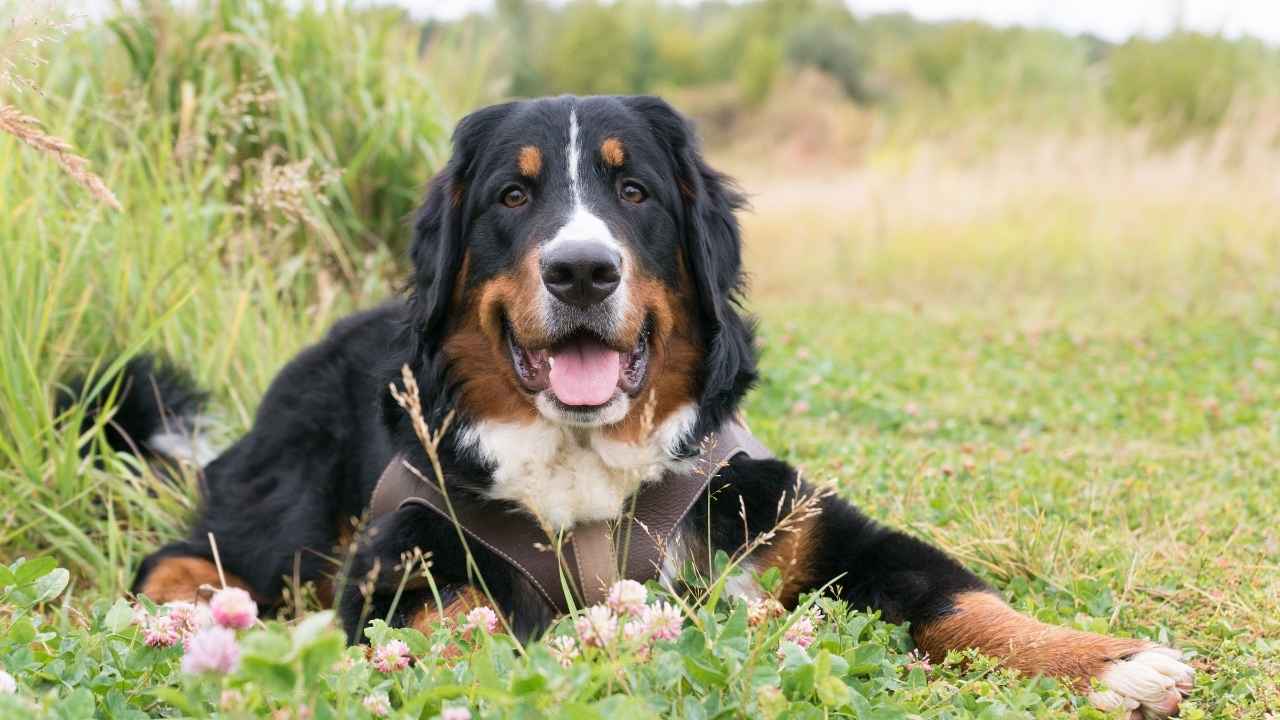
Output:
1089 648 1194 719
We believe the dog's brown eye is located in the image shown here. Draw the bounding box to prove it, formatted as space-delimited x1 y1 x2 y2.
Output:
620 181 647 204
500 186 528 208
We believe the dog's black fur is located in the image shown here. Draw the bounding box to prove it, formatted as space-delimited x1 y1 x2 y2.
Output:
73 97 1188 710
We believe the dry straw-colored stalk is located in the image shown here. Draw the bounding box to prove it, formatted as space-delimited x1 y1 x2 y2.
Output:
0 103 121 211
2 6 120 211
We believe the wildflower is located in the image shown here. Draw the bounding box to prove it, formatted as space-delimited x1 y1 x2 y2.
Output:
362 694 391 717
143 614 181 648
0 670 15 694
783 616 816 649
465 606 499 634
574 605 618 648
641 601 683 641
440 707 471 720
623 620 647 644
747 598 784 627
181 626 241 675
547 635 579 668
372 639 411 673
166 601 211 647
210 587 257 630
905 648 933 674
622 621 652 661
605 579 647 616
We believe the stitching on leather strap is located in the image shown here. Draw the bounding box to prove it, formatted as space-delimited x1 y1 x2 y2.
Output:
397 496 564 610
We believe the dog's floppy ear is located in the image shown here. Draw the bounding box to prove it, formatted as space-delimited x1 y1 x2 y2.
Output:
625 96 758 440
408 102 517 355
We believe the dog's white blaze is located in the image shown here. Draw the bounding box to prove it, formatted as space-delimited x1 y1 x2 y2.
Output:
461 402 696 531
534 104 631 379
543 107 624 258
567 107 582 199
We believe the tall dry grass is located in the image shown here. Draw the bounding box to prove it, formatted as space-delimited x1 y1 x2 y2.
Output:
726 120 1280 330
1 6 119 209
0 104 120 209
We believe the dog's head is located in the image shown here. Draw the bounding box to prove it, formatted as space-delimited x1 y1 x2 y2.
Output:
407 95 755 455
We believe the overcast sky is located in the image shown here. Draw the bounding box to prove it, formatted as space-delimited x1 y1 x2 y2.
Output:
72 1 1280 44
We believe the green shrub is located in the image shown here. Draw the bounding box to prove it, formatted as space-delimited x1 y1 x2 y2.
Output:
898 23 1092 119
737 36 783 107
1105 32 1271 143
539 1 635 95
784 13 869 102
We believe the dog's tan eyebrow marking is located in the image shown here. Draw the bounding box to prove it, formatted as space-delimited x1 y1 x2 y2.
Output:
518 145 542 178
600 137 625 167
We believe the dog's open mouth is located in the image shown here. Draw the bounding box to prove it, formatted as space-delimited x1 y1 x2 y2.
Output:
507 321 650 408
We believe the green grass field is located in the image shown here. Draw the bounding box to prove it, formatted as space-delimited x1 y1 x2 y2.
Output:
2 3 1278 717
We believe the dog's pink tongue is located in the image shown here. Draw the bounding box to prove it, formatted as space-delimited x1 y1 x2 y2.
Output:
549 338 621 406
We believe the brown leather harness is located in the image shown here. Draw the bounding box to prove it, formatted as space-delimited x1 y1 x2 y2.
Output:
368 421 771 614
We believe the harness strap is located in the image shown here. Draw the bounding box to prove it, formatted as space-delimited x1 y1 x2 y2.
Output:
368 419 772 614
572 522 617 606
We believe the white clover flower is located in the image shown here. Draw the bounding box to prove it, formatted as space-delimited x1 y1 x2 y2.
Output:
574 605 619 647
371 639 411 673
642 602 683 642
362 693 391 717
209 587 257 630
143 614 181 648
465 606 499 634
181 626 241 675
547 635 580 668
605 579 648 616
783 616 816 649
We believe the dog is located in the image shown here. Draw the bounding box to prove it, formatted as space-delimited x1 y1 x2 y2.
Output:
83 95 1191 716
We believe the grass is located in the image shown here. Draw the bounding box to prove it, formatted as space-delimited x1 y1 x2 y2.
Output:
2 2 1279 717
728 135 1280 715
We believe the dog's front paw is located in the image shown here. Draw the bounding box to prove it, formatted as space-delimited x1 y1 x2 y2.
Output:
1088 647 1194 719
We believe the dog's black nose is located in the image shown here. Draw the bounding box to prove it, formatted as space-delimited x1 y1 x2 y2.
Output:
540 240 622 308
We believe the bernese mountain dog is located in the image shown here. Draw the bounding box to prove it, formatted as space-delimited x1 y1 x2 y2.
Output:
87 95 1191 715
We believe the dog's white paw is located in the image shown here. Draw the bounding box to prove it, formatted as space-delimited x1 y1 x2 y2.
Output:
1088 647 1194 719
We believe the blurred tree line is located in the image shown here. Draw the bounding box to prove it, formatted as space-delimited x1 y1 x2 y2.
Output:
425 0 1280 146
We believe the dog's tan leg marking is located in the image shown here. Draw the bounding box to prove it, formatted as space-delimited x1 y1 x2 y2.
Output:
408 586 488 633
915 591 1193 717
138 557 258 604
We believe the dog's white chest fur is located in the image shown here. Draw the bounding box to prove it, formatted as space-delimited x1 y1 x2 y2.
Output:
460 405 696 531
